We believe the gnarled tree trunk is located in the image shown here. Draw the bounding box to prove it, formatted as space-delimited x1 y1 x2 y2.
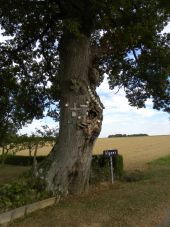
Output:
37 33 103 196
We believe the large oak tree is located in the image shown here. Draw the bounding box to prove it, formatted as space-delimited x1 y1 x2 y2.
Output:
0 0 170 196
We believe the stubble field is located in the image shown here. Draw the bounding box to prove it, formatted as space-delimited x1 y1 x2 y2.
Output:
17 135 170 170
93 135 170 170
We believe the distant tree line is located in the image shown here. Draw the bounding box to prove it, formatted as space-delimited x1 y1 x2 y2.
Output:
108 134 149 138
0 125 58 169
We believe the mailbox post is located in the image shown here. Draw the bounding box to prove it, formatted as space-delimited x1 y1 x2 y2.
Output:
103 149 118 184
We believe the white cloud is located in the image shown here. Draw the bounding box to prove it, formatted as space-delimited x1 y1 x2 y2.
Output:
100 109 170 137
97 76 170 137
18 118 58 136
97 77 158 117
162 23 170 33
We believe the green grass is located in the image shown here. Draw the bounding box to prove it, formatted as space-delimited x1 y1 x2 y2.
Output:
148 155 170 166
0 165 29 186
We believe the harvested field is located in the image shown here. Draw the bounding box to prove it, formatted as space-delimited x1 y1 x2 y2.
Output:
93 135 170 170
3 135 170 171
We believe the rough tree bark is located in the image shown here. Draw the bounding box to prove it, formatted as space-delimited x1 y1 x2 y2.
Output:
37 33 104 196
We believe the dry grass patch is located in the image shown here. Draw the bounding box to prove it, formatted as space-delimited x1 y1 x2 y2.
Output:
10 157 170 227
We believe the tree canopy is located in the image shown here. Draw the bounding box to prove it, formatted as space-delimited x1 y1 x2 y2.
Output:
0 0 169 130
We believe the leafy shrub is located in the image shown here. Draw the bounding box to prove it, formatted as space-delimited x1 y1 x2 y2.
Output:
0 174 49 213
90 154 124 183
90 155 110 183
0 154 45 166
114 155 124 179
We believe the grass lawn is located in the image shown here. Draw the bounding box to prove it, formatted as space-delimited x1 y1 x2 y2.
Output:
0 165 29 186
8 155 170 227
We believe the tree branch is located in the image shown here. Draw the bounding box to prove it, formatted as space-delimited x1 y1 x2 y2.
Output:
132 49 138 62
91 45 114 59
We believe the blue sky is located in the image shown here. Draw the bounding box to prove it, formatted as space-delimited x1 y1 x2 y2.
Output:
1 24 170 138
96 76 170 137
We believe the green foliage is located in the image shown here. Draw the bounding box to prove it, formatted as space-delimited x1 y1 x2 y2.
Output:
0 133 56 165
63 19 82 37
91 155 109 168
148 155 170 166
0 175 49 212
0 124 17 147
90 154 124 183
0 125 58 165
0 154 46 166
0 0 169 127
114 155 124 179
0 133 20 165
91 155 110 182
